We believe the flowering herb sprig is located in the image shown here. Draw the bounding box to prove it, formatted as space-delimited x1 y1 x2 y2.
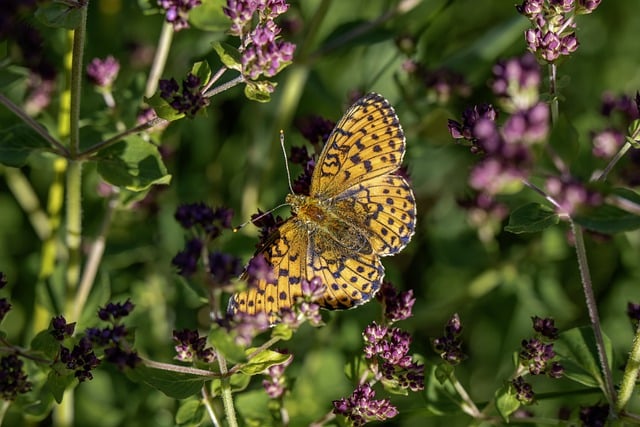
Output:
329 282 424 426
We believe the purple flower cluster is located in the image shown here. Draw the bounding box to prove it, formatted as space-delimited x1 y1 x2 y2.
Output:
333 383 399 426
517 0 600 62
363 322 424 392
159 74 209 118
544 176 602 215
175 203 234 238
223 0 296 82
277 276 326 327
158 0 202 31
579 403 609 426
209 251 243 285
0 354 32 400
518 316 564 384
458 193 509 242
51 315 76 341
448 54 549 196
60 337 101 382
511 376 535 405
433 313 466 365
98 299 135 322
86 56 120 88
228 311 271 346
173 329 216 363
591 92 640 159
262 352 293 398
375 281 416 323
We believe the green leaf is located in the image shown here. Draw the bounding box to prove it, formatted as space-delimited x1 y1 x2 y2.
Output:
175 397 205 426
211 372 251 395
505 203 559 234
212 42 242 71
238 349 291 375
189 0 229 31
191 61 212 87
0 124 53 167
244 80 275 103
145 92 185 121
495 384 521 422
94 135 171 191
270 323 293 341
126 365 207 399
554 326 613 390
35 2 82 29
573 203 640 233
422 365 460 416
45 371 76 404
30 329 60 360
208 327 246 363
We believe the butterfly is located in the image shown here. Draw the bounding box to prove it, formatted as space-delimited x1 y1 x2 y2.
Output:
228 93 416 320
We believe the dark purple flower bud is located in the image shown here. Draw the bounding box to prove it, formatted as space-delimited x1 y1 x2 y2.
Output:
512 376 535 404
0 298 10 323
86 56 120 88
0 354 32 400
158 0 201 31
559 33 579 56
376 281 416 322
532 316 559 339
549 0 574 13
51 315 76 341
59 337 101 382
245 253 276 287
547 361 564 378
296 115 336 148
579 404 609 427
576 0 601 14
540 31 561 62
159 74 208 118
104 346 141 370
173 329 216 363
433 314 466 365
209 251 243 285
98 299 135 322
627 302 640 321
516 0 544 17
172 238 203 277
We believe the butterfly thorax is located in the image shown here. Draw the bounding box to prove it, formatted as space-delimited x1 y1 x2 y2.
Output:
285 193 373 254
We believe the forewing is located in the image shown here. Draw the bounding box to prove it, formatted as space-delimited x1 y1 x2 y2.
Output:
228 219 308 319
311 93 406 198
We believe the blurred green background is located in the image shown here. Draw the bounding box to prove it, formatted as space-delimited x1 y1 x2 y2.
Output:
1 0 640 425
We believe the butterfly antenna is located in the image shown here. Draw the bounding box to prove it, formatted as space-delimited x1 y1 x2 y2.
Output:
280 130 295 194
232 203 289 232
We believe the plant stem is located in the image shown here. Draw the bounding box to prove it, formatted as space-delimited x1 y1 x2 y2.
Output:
72 194 118 322
571 221 616 406
142 358 218 377
202 75 245 98
2 167 51 240
615 323 640 413
201 386 221 427
0 94 69 157
77 117 168 159
548 63 559 125
216 352 239 427
145 21 174 99
595 140 632 182
69 5 87 157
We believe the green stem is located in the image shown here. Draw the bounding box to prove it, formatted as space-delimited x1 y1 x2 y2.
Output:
201 386 221 427
595 140 632 182
202 75 245 98
72 194 117 322
145 21 174 99
216 352 239 427
0 94 69 157
548 63 559 125
615 323 640 413
69 5 88 157
65 159 83 307
142 358 218 377
2 167 51 240
571 221 616 406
